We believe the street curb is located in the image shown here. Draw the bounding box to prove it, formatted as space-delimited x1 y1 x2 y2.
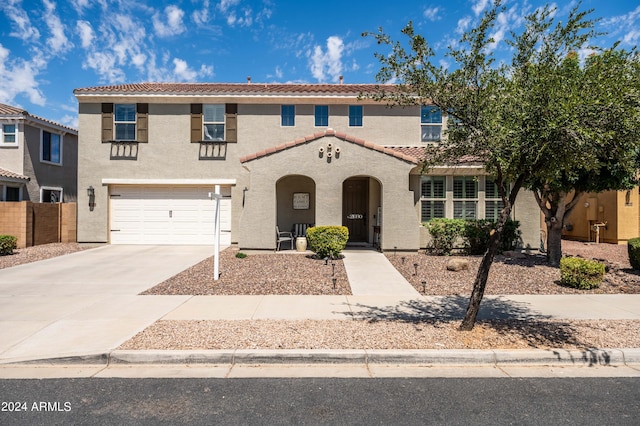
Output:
4 349 639 367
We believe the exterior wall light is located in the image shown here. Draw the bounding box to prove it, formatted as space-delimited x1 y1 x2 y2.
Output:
87 186 95 211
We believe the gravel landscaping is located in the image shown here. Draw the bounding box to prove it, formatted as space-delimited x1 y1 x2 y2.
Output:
0 242 89 269
142 239 640 296
123 240 640 351
3 240 639 350
119 318 640 350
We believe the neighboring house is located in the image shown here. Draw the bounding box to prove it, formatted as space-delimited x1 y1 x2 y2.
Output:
562 188 640 245
73 82 540 251
0 103 78 203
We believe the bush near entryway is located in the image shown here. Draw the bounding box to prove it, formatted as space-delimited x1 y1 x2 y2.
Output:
306 226 349 258
0 235 17 256
560 257 605 290
628 238 640 270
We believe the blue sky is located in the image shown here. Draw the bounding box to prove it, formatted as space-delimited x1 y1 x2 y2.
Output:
0 0 638 128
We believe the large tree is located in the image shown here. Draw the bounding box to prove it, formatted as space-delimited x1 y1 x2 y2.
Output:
366 1 640 329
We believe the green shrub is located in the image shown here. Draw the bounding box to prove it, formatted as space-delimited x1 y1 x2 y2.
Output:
463 220 494 255
235 252 247 259
463 219 521 254
306 226 349 258
0 235 17 256
425 218 466 255
560 257 605 290
424 218 521 256
628 238 640 270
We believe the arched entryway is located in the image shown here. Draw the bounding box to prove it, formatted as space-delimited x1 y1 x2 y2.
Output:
343 176 382 245
276 175 316 236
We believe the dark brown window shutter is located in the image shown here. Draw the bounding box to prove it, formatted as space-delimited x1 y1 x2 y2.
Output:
101 103 113 141
136 103 148 142
191 103 202 142
225 103 237 142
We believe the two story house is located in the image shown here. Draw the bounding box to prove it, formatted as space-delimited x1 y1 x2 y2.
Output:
73 82 540 251
0 103 78 203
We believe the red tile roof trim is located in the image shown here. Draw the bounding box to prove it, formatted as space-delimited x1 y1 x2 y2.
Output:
239 129 420 164
0 167 30 181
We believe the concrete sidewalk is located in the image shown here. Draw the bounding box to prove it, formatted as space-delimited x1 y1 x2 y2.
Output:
1 246 640 369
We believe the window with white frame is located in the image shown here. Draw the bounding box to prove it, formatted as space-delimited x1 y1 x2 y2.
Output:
421 105 442 142
421 176 446 221
281 105 295 127
41 187 62 203
114 104 136 140
315 105 329 127
1 124 17 145
349 105 363 127
41 130 62 164
203 104 225 140
485 179 506 221
453 176 477 219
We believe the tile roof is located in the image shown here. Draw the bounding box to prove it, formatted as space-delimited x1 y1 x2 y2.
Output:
388 146 483 165
239 129 420 165
0 103 77 133
0 167 29 181
73 82 397 97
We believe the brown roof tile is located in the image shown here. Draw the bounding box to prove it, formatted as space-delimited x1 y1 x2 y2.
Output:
0 103 77 133
74 82 397 98
240 129 420 165
0 167 29 181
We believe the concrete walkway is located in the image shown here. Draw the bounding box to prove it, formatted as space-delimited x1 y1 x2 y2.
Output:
1 245 640 368
342 249 420 296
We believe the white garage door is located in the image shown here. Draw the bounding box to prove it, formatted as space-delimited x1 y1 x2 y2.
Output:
109 185 231 245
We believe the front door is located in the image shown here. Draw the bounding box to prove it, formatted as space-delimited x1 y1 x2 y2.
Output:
343 178 368 242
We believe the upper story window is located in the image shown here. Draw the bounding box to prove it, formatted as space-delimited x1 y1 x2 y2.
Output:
1 124 17 145
421 105 442 142
41 130 62 164
281 105 295 127
102 103 147 143
421 176 446 222
203 104 225 141
315 105 329 127
349 105 363 127
453 176 477 219
114 104 137 141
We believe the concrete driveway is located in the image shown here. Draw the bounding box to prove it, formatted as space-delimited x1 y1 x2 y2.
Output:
0 245 215 363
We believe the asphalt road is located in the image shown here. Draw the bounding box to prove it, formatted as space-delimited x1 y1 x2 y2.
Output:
1 377 639 425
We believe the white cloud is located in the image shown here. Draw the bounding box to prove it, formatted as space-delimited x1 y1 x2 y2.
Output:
601 5 640 48
70 0 90 13
309 36 344 83
472 0 489 17
1 0 40 42
192 0 211 26
423 6 441 21
43 0 73 54
0 44 46 106
456 16 471 34
217 0 271 27
153 5 186 37
77 20 94 49
218 0 240 14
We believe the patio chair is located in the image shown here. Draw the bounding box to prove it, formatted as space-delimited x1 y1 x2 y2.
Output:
276 226 294 251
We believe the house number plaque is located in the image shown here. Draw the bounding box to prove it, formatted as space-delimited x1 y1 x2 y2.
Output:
347 214 363 219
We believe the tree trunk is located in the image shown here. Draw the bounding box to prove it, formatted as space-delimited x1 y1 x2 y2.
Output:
546 218 564 267
459 210 509 331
